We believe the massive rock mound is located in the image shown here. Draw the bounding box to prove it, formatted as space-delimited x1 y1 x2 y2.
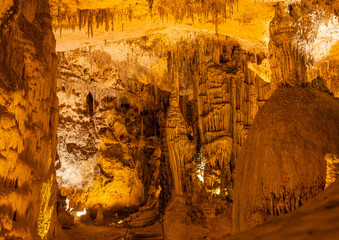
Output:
233 87 339 232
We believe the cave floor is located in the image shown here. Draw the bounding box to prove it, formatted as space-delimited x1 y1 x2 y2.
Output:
62 223 126 240
60 213 232 240
61 221 165 240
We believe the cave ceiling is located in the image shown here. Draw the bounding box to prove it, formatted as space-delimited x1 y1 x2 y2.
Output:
50 0 277 52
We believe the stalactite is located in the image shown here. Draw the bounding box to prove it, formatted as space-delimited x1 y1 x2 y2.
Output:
78 9 82 30
105 9 110 32
164 34 275 198
95 12 99 29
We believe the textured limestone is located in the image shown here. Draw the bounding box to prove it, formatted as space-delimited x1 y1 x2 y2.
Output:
325 154 339 189
0 0 59 239
166 95 195 195
229 0 338 233
54 32 277 237
269 1 339 97
233 87 339 232
227 179 339 240
164 35 273 197
55 30 277 215
0 0 13 25
55 39 171 215
231 1 339 231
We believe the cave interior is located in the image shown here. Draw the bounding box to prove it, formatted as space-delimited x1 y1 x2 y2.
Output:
0 0 338 240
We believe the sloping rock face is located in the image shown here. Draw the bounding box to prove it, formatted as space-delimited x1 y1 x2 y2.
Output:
0 0 59 239
233 87 339 232
228 179 339 240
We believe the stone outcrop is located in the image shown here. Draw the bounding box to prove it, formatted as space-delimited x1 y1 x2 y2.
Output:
233 87 339 232
0 0 59 239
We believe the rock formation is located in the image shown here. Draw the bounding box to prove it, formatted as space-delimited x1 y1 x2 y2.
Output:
233 86 339 232
228 178 339 240
233 0 339 233
0 0 59 239
56 44 165 213
269 1 339 96
325 154 339 189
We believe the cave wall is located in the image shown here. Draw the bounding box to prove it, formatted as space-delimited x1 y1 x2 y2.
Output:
55 41 171 215
54 9 338 233
0 0 59 239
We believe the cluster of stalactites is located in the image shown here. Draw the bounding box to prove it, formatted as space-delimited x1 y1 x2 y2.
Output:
57 48 151 115
55 7 122 37
77 9 115 37
155 0 239 24
165 34 274 185
165 34 242 94
53 0 240 37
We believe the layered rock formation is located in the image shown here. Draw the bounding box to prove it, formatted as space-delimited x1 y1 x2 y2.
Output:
52 0 339 237
0 0 338 239
0 0 59 239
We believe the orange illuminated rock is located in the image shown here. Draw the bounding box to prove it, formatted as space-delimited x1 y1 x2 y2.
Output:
233 87 339 232
0 0 59 239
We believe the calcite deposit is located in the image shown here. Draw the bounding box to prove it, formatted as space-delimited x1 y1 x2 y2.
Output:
233 86 339 232
0 0 59 239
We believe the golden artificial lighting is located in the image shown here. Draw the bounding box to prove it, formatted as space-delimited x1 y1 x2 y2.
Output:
38 176 54 239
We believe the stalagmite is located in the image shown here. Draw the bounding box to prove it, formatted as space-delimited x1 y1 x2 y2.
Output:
166 94 195 195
